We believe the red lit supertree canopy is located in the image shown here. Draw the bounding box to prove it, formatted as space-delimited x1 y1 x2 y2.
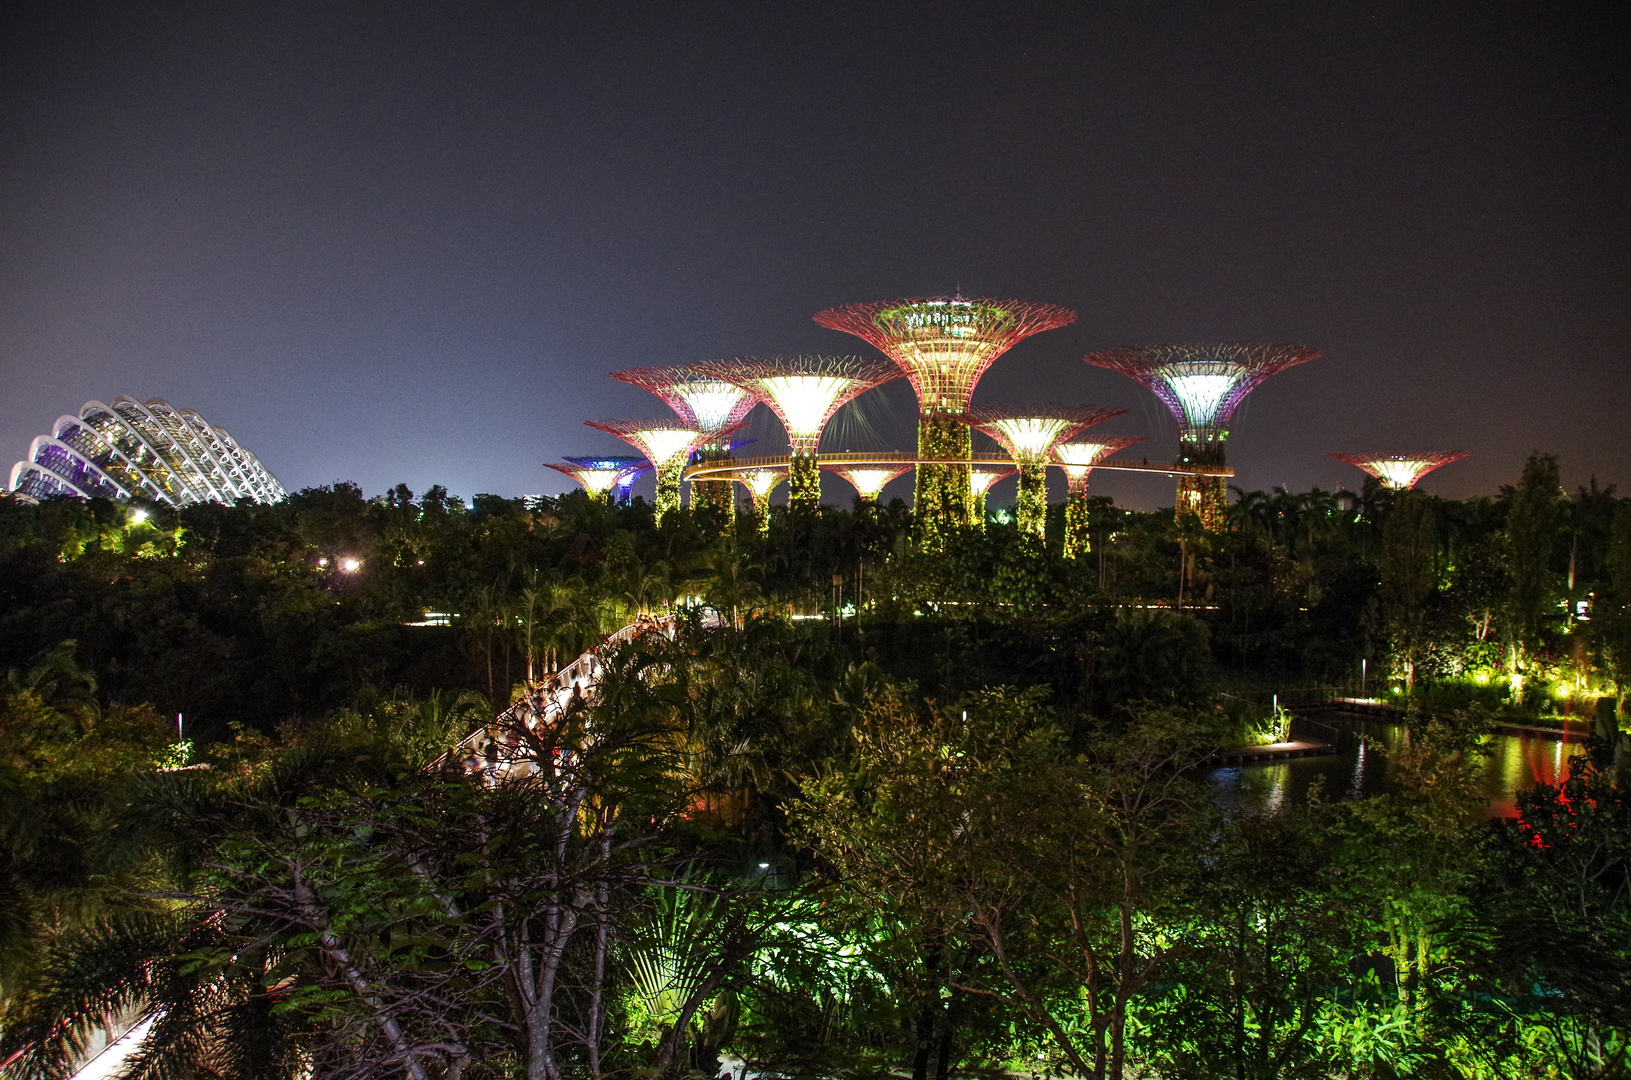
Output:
1084 343 1321 448
1053 434 1148 491
813 296 1078 415
963 405 1128 464
584 418 732 517
707 355 899 458
1330 452 1471 491
821 463 914 501
608 364 761 434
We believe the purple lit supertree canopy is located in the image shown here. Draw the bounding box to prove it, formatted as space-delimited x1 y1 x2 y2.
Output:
1329 451 1470 491
547 455 649 504
1085 343 1320 529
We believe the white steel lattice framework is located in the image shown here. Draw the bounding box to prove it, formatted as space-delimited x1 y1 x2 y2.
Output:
965 405 1127 537
1329 452 1470 491
814 296 1076 535
1085 343 1320 530
715 355 898 511
1054 435 1146 556
8 396 284 506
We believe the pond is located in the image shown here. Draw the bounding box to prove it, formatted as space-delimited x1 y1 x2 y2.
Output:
1204 710 1587 818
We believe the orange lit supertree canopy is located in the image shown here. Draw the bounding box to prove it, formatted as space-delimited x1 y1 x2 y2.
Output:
1330 452 1470 491
1085 343 1320 529
544 456 649 504
814 296 1076 538
1052 434 1145 555
584 419 720 518
609 364 762 516
711 355 899 511
964 405 1127 537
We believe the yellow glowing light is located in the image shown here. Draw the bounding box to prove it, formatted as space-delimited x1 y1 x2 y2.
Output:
738 469 784 497
634 428 702 466
987 416 1075 460
339 557 361 573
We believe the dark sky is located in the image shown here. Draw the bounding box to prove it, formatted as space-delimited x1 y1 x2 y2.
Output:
2 1 1626 509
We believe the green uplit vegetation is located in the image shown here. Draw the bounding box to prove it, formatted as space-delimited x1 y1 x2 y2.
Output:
1 450 1628 1079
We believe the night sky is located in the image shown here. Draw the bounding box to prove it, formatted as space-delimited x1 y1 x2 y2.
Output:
2 2 1626 509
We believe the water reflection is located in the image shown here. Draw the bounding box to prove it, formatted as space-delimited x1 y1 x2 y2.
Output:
1204 711 1585 818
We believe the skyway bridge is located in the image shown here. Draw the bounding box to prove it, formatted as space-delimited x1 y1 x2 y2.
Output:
682 451 1232 483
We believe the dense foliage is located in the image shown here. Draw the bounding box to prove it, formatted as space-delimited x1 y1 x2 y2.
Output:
1 453 1627 1079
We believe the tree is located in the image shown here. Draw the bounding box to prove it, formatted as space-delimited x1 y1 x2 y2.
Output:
1380 492 1439 691
1505 452 1564 691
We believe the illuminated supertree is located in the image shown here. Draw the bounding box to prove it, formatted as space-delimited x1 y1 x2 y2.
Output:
814 296 1076 537
544 456 649 504
735 467 786 534
1329 452 1470 491
968 465 1016 522
822 463 913 507
1085 343 1320 530
714 355 899 511
583 420 710 517
610 365 761 515
1053 435 1145 556
964 405 1127 537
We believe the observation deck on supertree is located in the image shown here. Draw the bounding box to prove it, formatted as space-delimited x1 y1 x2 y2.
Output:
584 419 719 518
964 405 1127 537
968 464 1016 522
1329 452 1470 491
610 365 762 515
545 456 649 505
813 296 1076 537
713 355 898 511
1053 435 1146 556
1085 343 1319 530
822 463 913 506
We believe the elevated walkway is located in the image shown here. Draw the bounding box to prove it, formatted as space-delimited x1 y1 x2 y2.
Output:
682 450 1232 482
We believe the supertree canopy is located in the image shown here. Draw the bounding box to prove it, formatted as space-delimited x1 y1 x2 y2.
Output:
965 405 1127 537
814 296 1076 538
545 456 649 504
716 355 898 510
968 465 1016 523
822 463 913 504
734 466 786 534
1085 343 1320 529
8 396 283 506
1053 435 1145 556
610 364 762 517
584 419 710 517
1330 452 1470 491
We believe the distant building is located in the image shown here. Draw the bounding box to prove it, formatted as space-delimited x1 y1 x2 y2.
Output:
8 396 284 506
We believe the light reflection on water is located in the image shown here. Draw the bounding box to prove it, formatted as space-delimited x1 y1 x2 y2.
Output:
1204 711 1585 818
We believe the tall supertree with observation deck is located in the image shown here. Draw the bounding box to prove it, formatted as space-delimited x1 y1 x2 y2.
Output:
714 355 899 512
610 365 761 515
964 405 1126 537
814 296 1076 538
584 419 722 518
1085 343 1320 530
544 456 649 504
1330 452 1470 491
1053 435 1144 556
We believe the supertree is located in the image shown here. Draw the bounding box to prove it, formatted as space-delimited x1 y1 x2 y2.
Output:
713 355 899 512
1085 343 1320 530
814 296 1076 539
969 465 1016 523
734 467 786 534
544 456 649 504
583 419 712 518
1053 435 1145 556
1329 452 1470 491
821 463 913 507
964 405 1127 537
610 364 762 516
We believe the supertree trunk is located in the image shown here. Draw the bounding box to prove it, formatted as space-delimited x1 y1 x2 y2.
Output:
1177 472 1227 531
788 454 821 511
1014 461 1047 537
654 466 683 518
915 414 972 545
750 493 772 534
1063 481 1092 557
